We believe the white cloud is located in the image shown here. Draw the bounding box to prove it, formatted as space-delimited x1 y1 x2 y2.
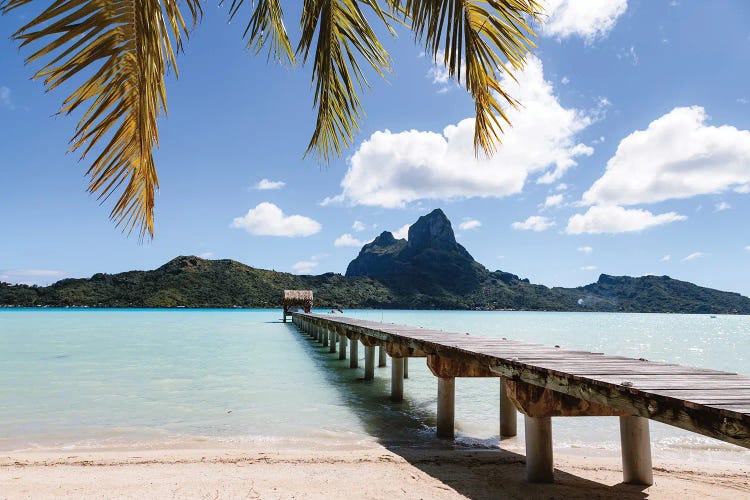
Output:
292 260 318 274
561 76 570 85
512 216 555 232
334 234 366 247
618 45 639 65
682 252 703 262
541 0 628 41
0 269 65 285
661 254 671 261
738 98 748 105
715 201 731 212
555 183 568 191
577 246 593 254
544 194 564 208
198 252 214 259
352 220 366 232
582 107 750 206
745 246 750 251
231 202 321 237
427 50 466 93
0 86 11 108
566 206 686 234
458 219 482 230
393 224 410 240
256 179 285 190
581 265 597 271
328 56 594 208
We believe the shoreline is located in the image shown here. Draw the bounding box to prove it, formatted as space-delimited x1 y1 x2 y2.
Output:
2 444 749 499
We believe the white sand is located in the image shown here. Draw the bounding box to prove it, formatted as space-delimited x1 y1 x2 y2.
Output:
2 444 749 499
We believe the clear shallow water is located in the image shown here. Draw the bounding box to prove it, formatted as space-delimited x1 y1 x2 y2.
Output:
0 309 748 465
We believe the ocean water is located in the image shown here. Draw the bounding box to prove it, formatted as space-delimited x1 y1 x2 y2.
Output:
1 309 748 465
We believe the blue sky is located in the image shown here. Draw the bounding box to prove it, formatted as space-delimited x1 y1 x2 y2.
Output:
2 0 750 296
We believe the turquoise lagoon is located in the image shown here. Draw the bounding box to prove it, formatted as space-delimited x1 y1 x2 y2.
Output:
1 309 748 465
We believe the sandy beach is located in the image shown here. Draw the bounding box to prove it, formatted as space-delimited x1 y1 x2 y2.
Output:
2 444 749 499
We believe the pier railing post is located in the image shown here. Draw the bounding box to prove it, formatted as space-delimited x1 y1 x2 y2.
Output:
500 378 518 438
350 338 359 368
378 346 387 367
322 326 329 347
437 377 455 439
620 416 653 485
391 357 404 401
524 415 554 483
364 346 375 379
338 334 348 360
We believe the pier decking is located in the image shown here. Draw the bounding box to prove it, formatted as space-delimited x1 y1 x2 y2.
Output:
291 312 750 485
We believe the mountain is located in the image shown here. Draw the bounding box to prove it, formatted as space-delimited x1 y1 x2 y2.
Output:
2 210 749 313
346 209 486 294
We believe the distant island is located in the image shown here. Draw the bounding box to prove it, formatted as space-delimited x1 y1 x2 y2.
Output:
2 209 749 314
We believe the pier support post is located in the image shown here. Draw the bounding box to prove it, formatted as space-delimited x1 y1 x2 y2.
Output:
350 339 359 368
437 377 455 439
391 357 404 401
322 327 328 347
524 416 554 483
500 379 518 438
620 416 653 485
378 346 387 367
404 357 409 379
317 326 322 343
338 334 347 360
329 331 336 353
364 346 375 379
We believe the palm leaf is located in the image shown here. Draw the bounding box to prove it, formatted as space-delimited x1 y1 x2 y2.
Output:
298 0 394 161
1 0 201 239
227 0 295 64
389 0 540 155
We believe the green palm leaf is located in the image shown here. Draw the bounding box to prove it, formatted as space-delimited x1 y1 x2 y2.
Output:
227 0 295 64
298 0 394 161
1 0 201 239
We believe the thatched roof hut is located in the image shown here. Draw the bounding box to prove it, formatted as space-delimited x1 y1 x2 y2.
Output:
282 290 313 321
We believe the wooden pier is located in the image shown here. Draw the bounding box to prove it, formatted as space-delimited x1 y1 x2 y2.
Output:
291 312 750 485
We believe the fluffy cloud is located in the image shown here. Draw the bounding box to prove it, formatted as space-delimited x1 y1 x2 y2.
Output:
352 220 366 232
256 179 285 190
0 269 65 285
544 194 564 208
0 86 11 108
327 56 593 208
292 260 318 274
334 234 366 247
458 219 482 230
662 254 671 261
566 206 686 234
682 252 703 262
512 216 555 232
198 252 214 259
581 265 597 271
577 246 593 254
582 107 750 206
231 202 321 237
541 0 628 41
393 224 410 240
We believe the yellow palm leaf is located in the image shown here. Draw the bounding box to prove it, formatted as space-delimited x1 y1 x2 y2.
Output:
1 0 201 239
388 0 541 155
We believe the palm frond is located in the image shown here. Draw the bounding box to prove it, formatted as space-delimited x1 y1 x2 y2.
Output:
227 0 295 64
1 0 201 239
390 0 540 155
298 0 393 161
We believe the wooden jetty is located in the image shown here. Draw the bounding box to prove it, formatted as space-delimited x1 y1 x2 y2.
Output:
290 312 750 485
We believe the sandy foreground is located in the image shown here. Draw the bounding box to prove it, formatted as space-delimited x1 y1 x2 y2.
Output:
1 444 749 500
